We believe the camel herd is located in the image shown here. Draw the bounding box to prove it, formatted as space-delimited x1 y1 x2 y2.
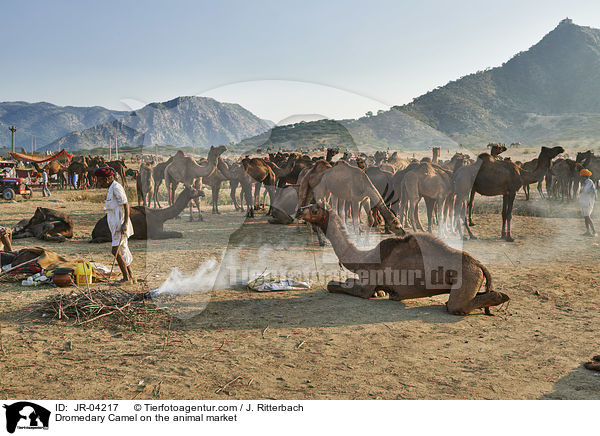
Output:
21 143 598 315
32 143 598 244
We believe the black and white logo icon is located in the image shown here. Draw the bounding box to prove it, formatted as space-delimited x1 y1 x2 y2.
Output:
3 402 50 433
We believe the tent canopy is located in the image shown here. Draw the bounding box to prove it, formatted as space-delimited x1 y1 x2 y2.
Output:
9 149 73 164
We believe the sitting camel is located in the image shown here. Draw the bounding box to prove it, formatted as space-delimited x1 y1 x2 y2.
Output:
90 187 204 242
13 207 74 242
269 185 299 225
299 203 509 315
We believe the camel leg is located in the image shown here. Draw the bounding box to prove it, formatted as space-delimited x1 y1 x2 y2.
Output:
504 191 516 242
350 200 360 234
336 198 345 222
537 181 544 199
467 189 476 226
524 184 530 201
242 182 254 217
446 266 509 315
194 196 203 222
230 180 240 210
407 198 418 231
313 224 325 246
327 278 376 299
447 289 510 315
501 194 508 239
212 182 221 214
265 185 275 216
254 183 261 210
153 182 162 208
424 197 435 233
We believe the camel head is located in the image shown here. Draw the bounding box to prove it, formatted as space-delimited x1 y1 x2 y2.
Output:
207 145 227 164
326 147 340 160
182 186 205 199
539 146 565 162
297 203 329 230
388 217 406 236
576 150 593 163
489 143 507 157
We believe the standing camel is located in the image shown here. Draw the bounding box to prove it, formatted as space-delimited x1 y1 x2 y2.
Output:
203 157 235 214
241 157 277 214
163 146 226 221
401 162 453 235
136 162 154 207
466 146 564 241
303 160 404 235
152 155 174 208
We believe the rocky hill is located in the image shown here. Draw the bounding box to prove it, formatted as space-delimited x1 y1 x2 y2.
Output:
0 101 126 151
236 19 600 151
397 18 600 145
44 96 273 151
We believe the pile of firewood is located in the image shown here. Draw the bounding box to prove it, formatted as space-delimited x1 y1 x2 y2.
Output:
36 288 171 328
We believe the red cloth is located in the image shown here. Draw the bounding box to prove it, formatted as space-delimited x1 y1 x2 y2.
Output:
10 262 42 275
9 149 73 163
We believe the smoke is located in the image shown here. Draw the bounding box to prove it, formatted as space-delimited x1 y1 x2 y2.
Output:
153 257 220 296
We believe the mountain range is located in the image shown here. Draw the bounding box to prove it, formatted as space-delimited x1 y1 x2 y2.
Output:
236 18 600 151
396 18 600 146
0 101 126 151
43 96 274 151
4 18 600 152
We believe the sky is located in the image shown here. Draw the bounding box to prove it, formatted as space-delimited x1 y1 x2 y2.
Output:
2 0 600 123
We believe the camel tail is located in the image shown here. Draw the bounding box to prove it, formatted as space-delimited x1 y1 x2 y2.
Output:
479 262 494 292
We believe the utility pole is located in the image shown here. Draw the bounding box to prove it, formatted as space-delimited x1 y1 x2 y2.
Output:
9 126 16 153
115 137 119 160
34 136 36 154
109 137 112 160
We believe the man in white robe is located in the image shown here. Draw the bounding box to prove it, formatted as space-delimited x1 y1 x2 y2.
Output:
579 168 597 237
95 166 135 282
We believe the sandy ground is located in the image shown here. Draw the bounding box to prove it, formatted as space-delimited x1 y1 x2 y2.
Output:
1 182 600 400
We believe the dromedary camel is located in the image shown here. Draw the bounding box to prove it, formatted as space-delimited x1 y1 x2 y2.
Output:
136 162 154 207
299 203 509 315
107 160 129 187
13 207 74 242
203 157 235 214
365 165 395 229
576 151 600 184
152 155 175 208
466 146 564 241
401 162 453 235
33 161 69 189
163 146 227 221
301 160 404 235
91 187 204 242
241 157 277 214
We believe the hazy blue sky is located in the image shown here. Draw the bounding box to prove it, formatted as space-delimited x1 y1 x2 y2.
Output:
2 0 600 122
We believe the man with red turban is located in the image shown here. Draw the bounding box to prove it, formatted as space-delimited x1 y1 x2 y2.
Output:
579 168 596 237
95 166 135 282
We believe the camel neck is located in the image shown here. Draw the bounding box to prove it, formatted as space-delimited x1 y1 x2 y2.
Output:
155 191 191 221
523 156 550 184
324 212 364 271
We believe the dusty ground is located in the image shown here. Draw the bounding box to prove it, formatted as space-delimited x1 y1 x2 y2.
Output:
1 182 600 400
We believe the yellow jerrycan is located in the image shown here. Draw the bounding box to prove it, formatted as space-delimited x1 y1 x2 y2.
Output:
75 261 93 285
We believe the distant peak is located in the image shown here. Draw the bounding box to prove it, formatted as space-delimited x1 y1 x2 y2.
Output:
558 17 573 26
